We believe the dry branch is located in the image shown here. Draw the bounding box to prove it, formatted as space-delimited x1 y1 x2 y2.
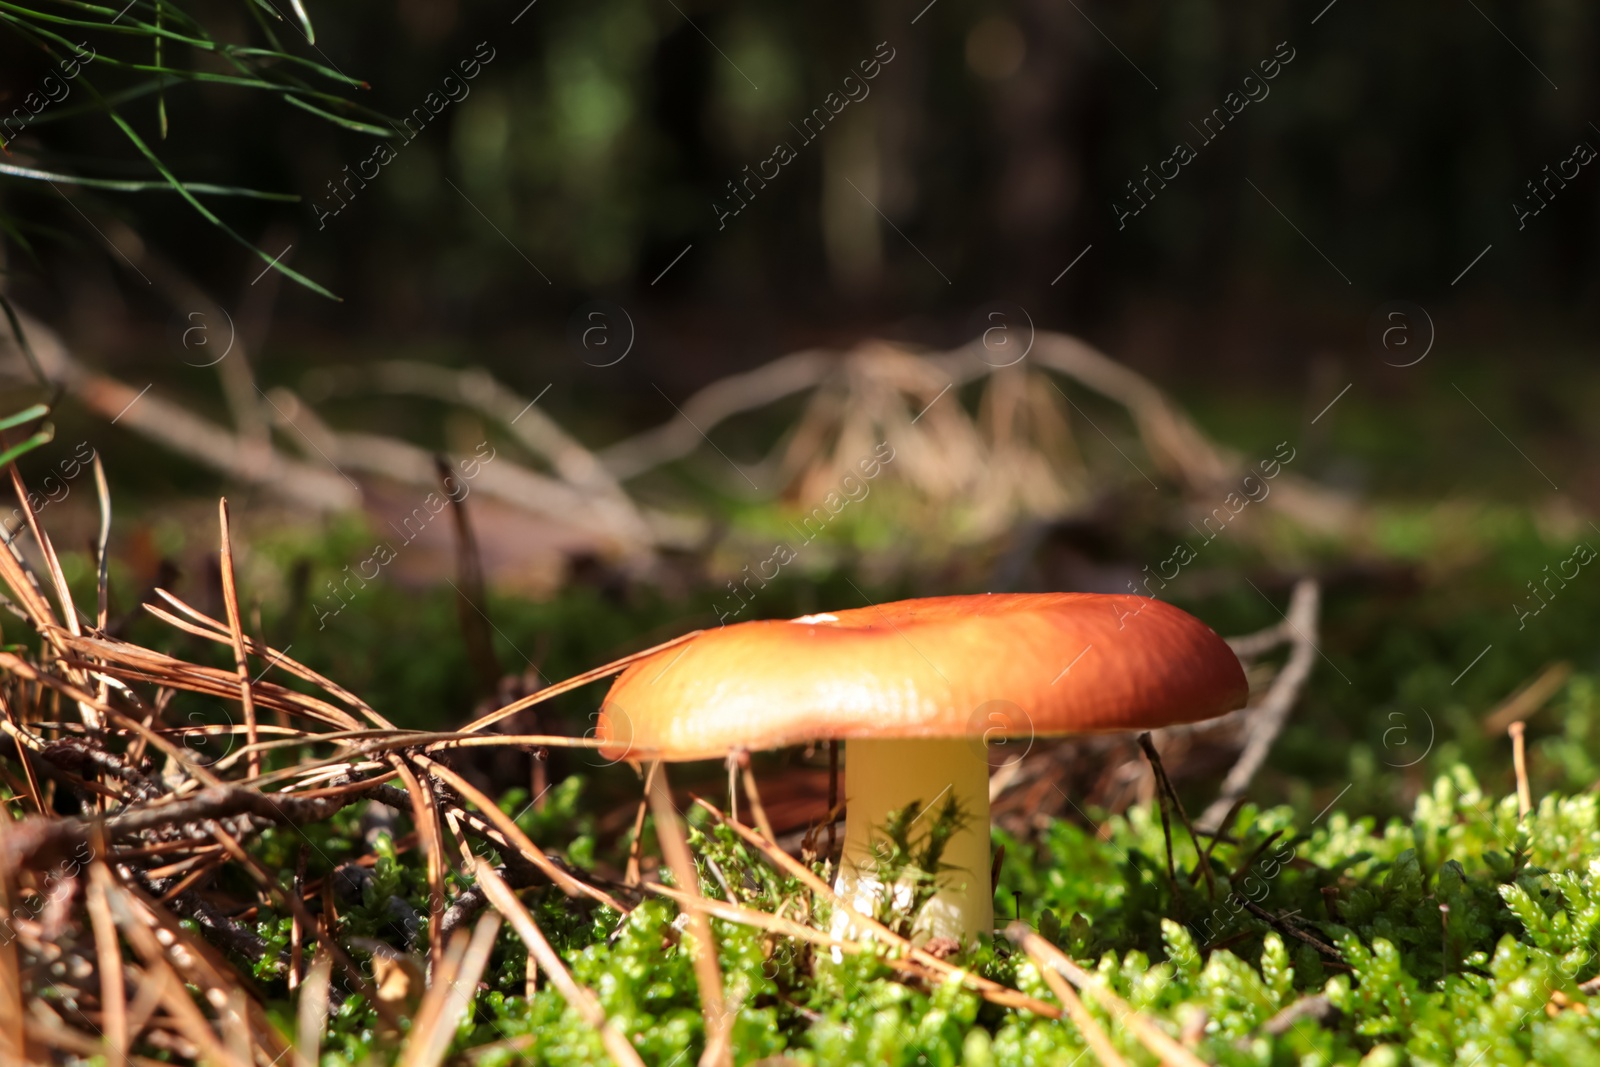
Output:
597 350 835 479
1197 579 1321 833
3 309 356 511
305 359 645 517
1485 661 1572 735
592 331 1358 537
263 386 655 557
2 779 389 869
1510 720 1532 817
0 309 661 558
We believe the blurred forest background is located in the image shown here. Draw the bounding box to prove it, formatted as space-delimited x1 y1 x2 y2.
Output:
6 1 1597 380
1 0 1599 826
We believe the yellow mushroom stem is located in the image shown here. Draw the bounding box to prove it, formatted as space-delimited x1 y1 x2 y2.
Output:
833 737 993 945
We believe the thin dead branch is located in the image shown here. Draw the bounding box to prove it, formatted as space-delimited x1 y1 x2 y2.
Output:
307 359 652 535
1197 579 1320 833
1485 661 1572 735
593 332 1358 539
597 350 835 480
3 778 389 868
3 309 356 511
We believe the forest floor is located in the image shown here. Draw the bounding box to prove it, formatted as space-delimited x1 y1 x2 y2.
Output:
10 356 1600 1066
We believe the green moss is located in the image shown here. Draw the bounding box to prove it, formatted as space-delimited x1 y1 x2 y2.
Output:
242 765 1600 1063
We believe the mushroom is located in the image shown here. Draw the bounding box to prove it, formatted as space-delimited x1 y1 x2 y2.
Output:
597 592 1247 945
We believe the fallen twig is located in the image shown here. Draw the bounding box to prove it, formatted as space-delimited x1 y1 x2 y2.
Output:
1197 579 1320 833
1257 993 1339 1038
2 778 389 868
1486 662 1571 735
1238 900 1343 962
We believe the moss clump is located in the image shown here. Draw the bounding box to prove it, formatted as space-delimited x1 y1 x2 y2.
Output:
261 764 1600 1064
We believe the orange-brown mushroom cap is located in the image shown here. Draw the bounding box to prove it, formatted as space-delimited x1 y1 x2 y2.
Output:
596 593 1247 762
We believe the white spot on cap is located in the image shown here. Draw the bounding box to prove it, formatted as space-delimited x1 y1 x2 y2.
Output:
792 613 839 625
